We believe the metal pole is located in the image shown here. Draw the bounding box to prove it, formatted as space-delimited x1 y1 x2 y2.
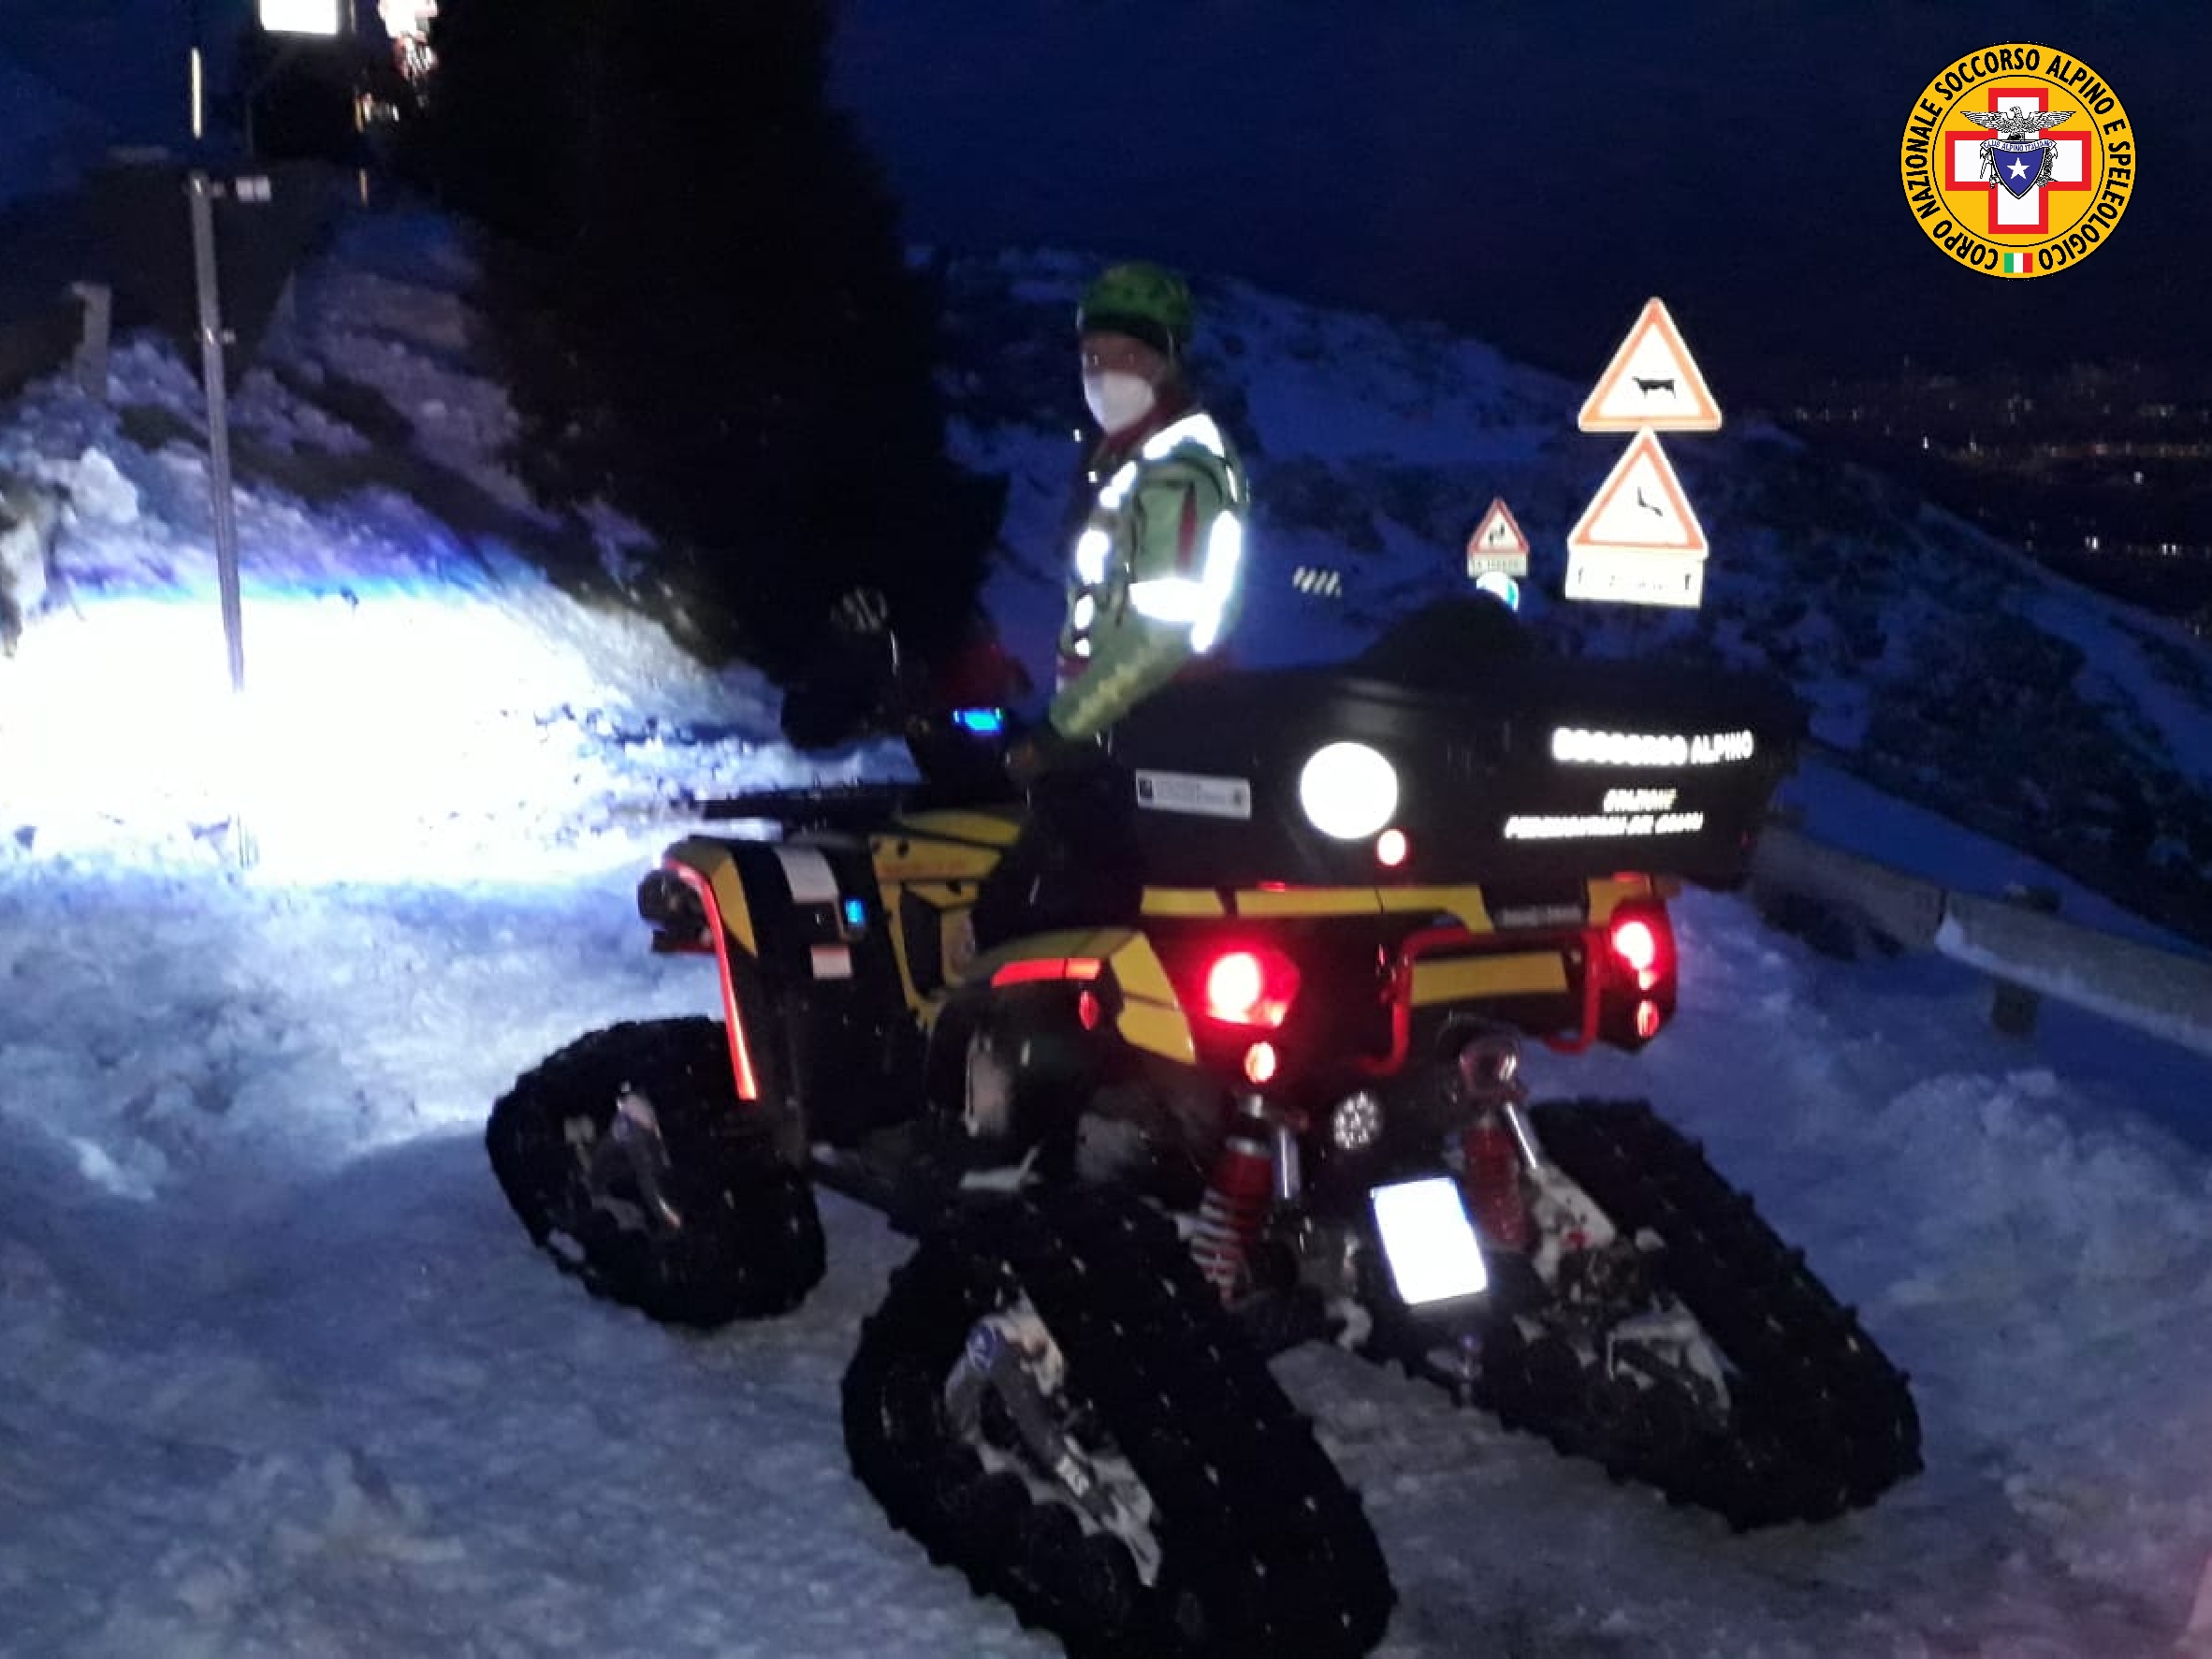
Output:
187 169 255 869
187 172 247 698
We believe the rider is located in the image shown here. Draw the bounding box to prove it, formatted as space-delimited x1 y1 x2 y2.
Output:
974 262 1253 949
1005 260 1252 782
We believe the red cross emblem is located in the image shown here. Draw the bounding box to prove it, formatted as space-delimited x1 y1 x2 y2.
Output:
1943 84 2091 236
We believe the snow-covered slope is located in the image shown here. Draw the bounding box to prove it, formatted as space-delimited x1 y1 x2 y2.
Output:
0 209 906 880
5 198 2212 1657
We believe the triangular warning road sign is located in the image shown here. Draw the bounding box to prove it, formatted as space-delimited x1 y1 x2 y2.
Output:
1465 497 1529 576
1577 298 1723 433
1566 431 1709 556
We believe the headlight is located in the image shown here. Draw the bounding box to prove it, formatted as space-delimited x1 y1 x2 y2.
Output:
1297 742 1398 840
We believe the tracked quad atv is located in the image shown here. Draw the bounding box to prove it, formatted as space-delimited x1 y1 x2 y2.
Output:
488 598 1922 1658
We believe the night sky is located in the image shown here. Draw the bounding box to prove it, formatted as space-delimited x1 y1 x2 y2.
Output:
1 2 2201 411
832 0 2210 410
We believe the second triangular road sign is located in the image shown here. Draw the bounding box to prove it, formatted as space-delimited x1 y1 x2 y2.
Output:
1565 431 1710 608
1565 431 1709 556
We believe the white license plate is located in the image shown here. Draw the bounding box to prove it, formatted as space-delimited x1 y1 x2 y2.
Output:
1370 1177 1491 1307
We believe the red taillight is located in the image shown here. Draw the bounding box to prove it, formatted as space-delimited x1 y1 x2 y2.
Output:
1610 918 1660 975
1607 909 1674 996
991 955 1103 988
1202 948 1301 1029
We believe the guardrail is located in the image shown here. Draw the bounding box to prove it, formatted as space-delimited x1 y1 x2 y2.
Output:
1749 825 2212 1061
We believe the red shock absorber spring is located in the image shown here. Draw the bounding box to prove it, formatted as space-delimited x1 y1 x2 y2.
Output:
1190 1130 1274 1295
1463 1111 1530 1251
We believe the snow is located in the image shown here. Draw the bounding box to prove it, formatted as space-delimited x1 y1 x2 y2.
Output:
11 856 2212 1654
2022 588 2212 793
3 138 2212 1659
1215 278 1564 471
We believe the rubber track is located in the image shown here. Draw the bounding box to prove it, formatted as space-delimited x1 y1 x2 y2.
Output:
1476 1099 1922 1530
486 1017 825 1328
842 1187 1394 1658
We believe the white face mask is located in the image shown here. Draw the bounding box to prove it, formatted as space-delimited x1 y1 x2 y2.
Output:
1084 371 1157 434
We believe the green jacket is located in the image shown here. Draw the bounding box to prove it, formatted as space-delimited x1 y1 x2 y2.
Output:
1049 403 1250 742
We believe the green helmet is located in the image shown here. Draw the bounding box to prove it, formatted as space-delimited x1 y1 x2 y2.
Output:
1077 261 1196 357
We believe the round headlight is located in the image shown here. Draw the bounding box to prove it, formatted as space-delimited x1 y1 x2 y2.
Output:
1297 742 1398 840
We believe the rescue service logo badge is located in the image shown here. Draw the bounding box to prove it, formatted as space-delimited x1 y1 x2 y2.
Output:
1900 45 2133 278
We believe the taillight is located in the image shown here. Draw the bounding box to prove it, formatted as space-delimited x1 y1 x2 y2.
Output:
1607 909 1674 993
1202 947 1301 1029
1610 918 1659 974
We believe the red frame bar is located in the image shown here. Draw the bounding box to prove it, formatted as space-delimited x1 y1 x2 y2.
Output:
1538 924 1608 1056
661 858 763 1104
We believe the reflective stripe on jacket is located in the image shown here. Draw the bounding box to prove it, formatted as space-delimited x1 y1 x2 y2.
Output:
1050 405 1248 742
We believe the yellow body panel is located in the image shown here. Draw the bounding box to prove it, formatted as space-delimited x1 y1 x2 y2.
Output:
1410 953 1569 1007
870 838 1005 884
1231 888 1383 918
1103 934 1195 1062
1104 933 1179 1003
1114 999 1199 1064
1141 887 1228 917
